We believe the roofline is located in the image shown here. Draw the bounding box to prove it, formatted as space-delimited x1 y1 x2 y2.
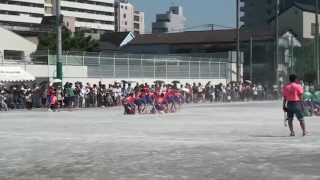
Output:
269 2 317 22
129 38 274 46
130 31 274 46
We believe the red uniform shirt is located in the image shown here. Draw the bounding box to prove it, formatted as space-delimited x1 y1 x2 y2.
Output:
156 96 166 104
127 96 136 104
282 82 304 101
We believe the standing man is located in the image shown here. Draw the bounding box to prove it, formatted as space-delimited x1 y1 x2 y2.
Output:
282 74 307 136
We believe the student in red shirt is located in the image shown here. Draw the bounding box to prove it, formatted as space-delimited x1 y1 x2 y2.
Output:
282 74 307 136
123 93 136 115
155 93 167 112
50 90 58 111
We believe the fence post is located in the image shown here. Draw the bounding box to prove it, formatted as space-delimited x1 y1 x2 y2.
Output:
176 60 179 79
198 61 201 79
47 49 50 78
113 54 116 78
127 55 130 79
209 61 211 78
0 51 3 65
188 61 191 80
153 57 156 80
141 55 143 78
98 53 101 65
218 61 221 80
65 51 68 65
165 59 168 80
82 52 85 66
47 49 50 65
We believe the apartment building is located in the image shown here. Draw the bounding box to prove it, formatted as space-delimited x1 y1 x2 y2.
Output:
0 0 45 33
152 6 186 33
57 0 115 33
133 10 144 34
240 0 314 30
115 0 144 34
0 0 115 34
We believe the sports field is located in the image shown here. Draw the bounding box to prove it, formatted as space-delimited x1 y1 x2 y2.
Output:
0 101 319 180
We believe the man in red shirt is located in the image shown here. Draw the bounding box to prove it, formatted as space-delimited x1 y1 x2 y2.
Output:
282 74 307 136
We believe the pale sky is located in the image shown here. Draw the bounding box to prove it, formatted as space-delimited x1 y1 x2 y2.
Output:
129 0 237 33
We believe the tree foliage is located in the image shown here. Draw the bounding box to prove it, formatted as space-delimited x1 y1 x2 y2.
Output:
37 27 99 52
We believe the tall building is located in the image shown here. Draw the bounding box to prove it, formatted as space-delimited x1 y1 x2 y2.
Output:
0 0 45 33
133 10 144 34
152 6 186 33
53 0 115 33
240 0 314 30
115 0 144 34
0 0 115 35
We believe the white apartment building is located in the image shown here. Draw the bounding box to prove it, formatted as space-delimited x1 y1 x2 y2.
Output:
0 0 45 33
115 0 144 34
134 10 144 34
0 0 115 34
152 6 186 33
57 0 115 33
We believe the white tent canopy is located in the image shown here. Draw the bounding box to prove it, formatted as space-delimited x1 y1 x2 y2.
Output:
0 66 35 82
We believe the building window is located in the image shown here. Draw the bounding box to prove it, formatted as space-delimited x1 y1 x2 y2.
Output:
123 14 126 18
121 5 123 8
311 23 317 36
125 6 127 10
45 7 52 14
4 50 24 61
125 21 127 25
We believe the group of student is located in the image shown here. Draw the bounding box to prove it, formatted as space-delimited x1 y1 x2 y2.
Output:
122 84 182 115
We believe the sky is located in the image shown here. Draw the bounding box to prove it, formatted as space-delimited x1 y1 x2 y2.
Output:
129 0 236 33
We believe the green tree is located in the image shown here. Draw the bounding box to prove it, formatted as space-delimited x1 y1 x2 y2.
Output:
37 27 99 52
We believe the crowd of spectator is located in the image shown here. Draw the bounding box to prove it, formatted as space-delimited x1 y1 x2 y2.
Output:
0 80 280 112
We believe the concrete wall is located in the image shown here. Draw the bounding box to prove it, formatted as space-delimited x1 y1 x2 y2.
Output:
3 64 88 78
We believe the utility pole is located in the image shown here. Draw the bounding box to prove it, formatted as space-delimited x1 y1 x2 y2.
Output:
209 24 214 31
250 34 253 82
56 0 63 81
316 0 320 86
236 0 241 82
290 35 294 74
275 0 279 85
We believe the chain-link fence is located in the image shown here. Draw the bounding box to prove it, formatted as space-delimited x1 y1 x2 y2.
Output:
45 52 229 79
2 51 230 80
